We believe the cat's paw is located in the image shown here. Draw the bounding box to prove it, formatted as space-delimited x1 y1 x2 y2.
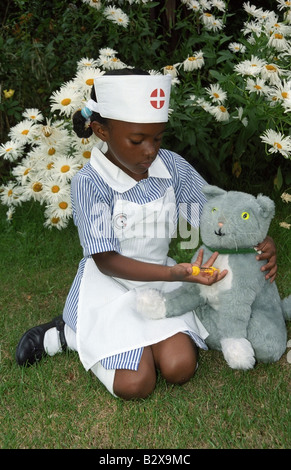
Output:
221 337 256 370
136 288 166 319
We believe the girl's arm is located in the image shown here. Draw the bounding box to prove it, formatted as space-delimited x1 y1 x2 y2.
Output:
92 249 227 285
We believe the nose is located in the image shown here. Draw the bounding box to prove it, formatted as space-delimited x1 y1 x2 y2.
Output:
143 141 156 159
218 222 224 227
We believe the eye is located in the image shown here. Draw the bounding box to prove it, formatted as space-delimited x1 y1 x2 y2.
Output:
211 208 217 213
241 211 250 220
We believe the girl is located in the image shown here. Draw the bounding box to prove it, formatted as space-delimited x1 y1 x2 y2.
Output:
16 69 277 400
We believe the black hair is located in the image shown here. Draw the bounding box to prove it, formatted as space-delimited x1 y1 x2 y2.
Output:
72 68 149 138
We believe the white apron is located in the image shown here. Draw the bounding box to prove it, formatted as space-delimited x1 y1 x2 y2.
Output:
76 185 208 371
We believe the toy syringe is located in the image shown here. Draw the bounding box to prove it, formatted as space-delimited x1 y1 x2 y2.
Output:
192 266 220 276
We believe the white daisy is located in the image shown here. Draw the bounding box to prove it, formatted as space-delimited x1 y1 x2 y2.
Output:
182 51 204 71
43 210 70 230
12 157 34 184
74 67 104 97
268 32 290 52
261 63 283 85
281 192 291 203
205 83 227 103
51 156 80 182
104 57 127 70
77 57 99 69
185 1 201 12
42 177 70 203
234 55 266 77
273 80 291 102
210 105 230 122
0 181 23 206
241 20 263 37
104 7 129 28
228 42 246 54
211 0 226 11
82 0 102 10
50 84 82 117
22 108 44 122
98 47 118 58
245 77 272 95
276 0 291 11
163 64 180 78
21 177 45 203
45 195 72 219
0 140 25 162
6 206 15 222
260 129 291 158
9 119 37 144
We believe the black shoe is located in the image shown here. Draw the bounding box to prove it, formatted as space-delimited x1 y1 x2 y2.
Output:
16 316 67 366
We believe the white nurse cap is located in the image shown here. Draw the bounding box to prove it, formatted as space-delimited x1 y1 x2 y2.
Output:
85 74 172 123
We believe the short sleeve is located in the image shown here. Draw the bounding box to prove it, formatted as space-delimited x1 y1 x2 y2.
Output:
71 173 120 257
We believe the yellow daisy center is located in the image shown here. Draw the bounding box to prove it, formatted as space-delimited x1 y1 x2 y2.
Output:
59 201 68 210
274 33 283 39
51 217 60 224
254 85 262 90
86 79 94 86
61 165 70 173
32 182 43 192
51 185 60 193
83 151 91 159
219 106 227 112
8 189 13 197
274 142 282 149
61 98 71 106
48 148 56 156
23 168 31 175
265 65 277 72
188 57 196 61
21 129 29 135
213 93 220 98
47 162 54 170
281 92 288 99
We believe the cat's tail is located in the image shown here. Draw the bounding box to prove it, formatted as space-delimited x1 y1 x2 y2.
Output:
282 295 291 321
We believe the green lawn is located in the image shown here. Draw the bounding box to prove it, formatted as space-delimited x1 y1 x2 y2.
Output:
0 198 290 449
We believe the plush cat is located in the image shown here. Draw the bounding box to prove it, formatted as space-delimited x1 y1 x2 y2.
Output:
137 185 291 370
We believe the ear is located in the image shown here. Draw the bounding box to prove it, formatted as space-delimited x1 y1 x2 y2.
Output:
202 184 226 199
256 194 275 219
91 121 109 142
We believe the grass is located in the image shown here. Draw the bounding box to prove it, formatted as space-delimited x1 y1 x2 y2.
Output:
0 197 290 450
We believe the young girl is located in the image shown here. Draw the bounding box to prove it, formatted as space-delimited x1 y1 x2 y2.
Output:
16 69 277 400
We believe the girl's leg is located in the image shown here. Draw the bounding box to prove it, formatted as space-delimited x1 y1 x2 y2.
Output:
152 332 198 385
113 346 157 400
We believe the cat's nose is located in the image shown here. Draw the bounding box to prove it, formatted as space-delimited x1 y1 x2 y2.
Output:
218 222 224 227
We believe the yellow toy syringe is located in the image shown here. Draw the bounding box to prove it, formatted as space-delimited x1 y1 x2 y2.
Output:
192 266 220 276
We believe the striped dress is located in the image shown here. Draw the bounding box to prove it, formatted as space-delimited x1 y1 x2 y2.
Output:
63 146 208 370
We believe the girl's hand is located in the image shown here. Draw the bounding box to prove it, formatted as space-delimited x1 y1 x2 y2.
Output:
255 235 277 282
170 249 228 285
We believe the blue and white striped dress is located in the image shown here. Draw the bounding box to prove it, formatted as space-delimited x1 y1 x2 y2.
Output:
63 146 208 371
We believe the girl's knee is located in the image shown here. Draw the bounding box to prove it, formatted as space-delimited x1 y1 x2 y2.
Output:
160 353 198 385
113 369 156 400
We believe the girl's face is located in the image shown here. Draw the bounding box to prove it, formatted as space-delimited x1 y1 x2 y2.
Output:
91 120 166 181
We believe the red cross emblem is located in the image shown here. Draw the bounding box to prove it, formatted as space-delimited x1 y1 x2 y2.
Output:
150 88 165 109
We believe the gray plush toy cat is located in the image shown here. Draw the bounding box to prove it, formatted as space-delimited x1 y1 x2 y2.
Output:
137 185 291 370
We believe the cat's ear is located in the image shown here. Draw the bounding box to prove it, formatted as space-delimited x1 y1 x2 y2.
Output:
202 185 226 199
256 194 275 219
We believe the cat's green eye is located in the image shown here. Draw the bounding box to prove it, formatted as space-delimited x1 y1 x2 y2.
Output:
211 208 217 213
241 211 250 220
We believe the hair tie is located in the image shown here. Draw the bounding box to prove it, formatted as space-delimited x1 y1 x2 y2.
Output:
81 106 93 119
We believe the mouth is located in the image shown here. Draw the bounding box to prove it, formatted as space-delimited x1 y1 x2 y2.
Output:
215 228 225 237
139 160 154 169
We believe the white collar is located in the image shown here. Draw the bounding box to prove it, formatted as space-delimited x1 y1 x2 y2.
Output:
90 143 171 193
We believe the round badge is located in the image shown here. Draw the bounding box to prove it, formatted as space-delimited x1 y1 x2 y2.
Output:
150 88 165 109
